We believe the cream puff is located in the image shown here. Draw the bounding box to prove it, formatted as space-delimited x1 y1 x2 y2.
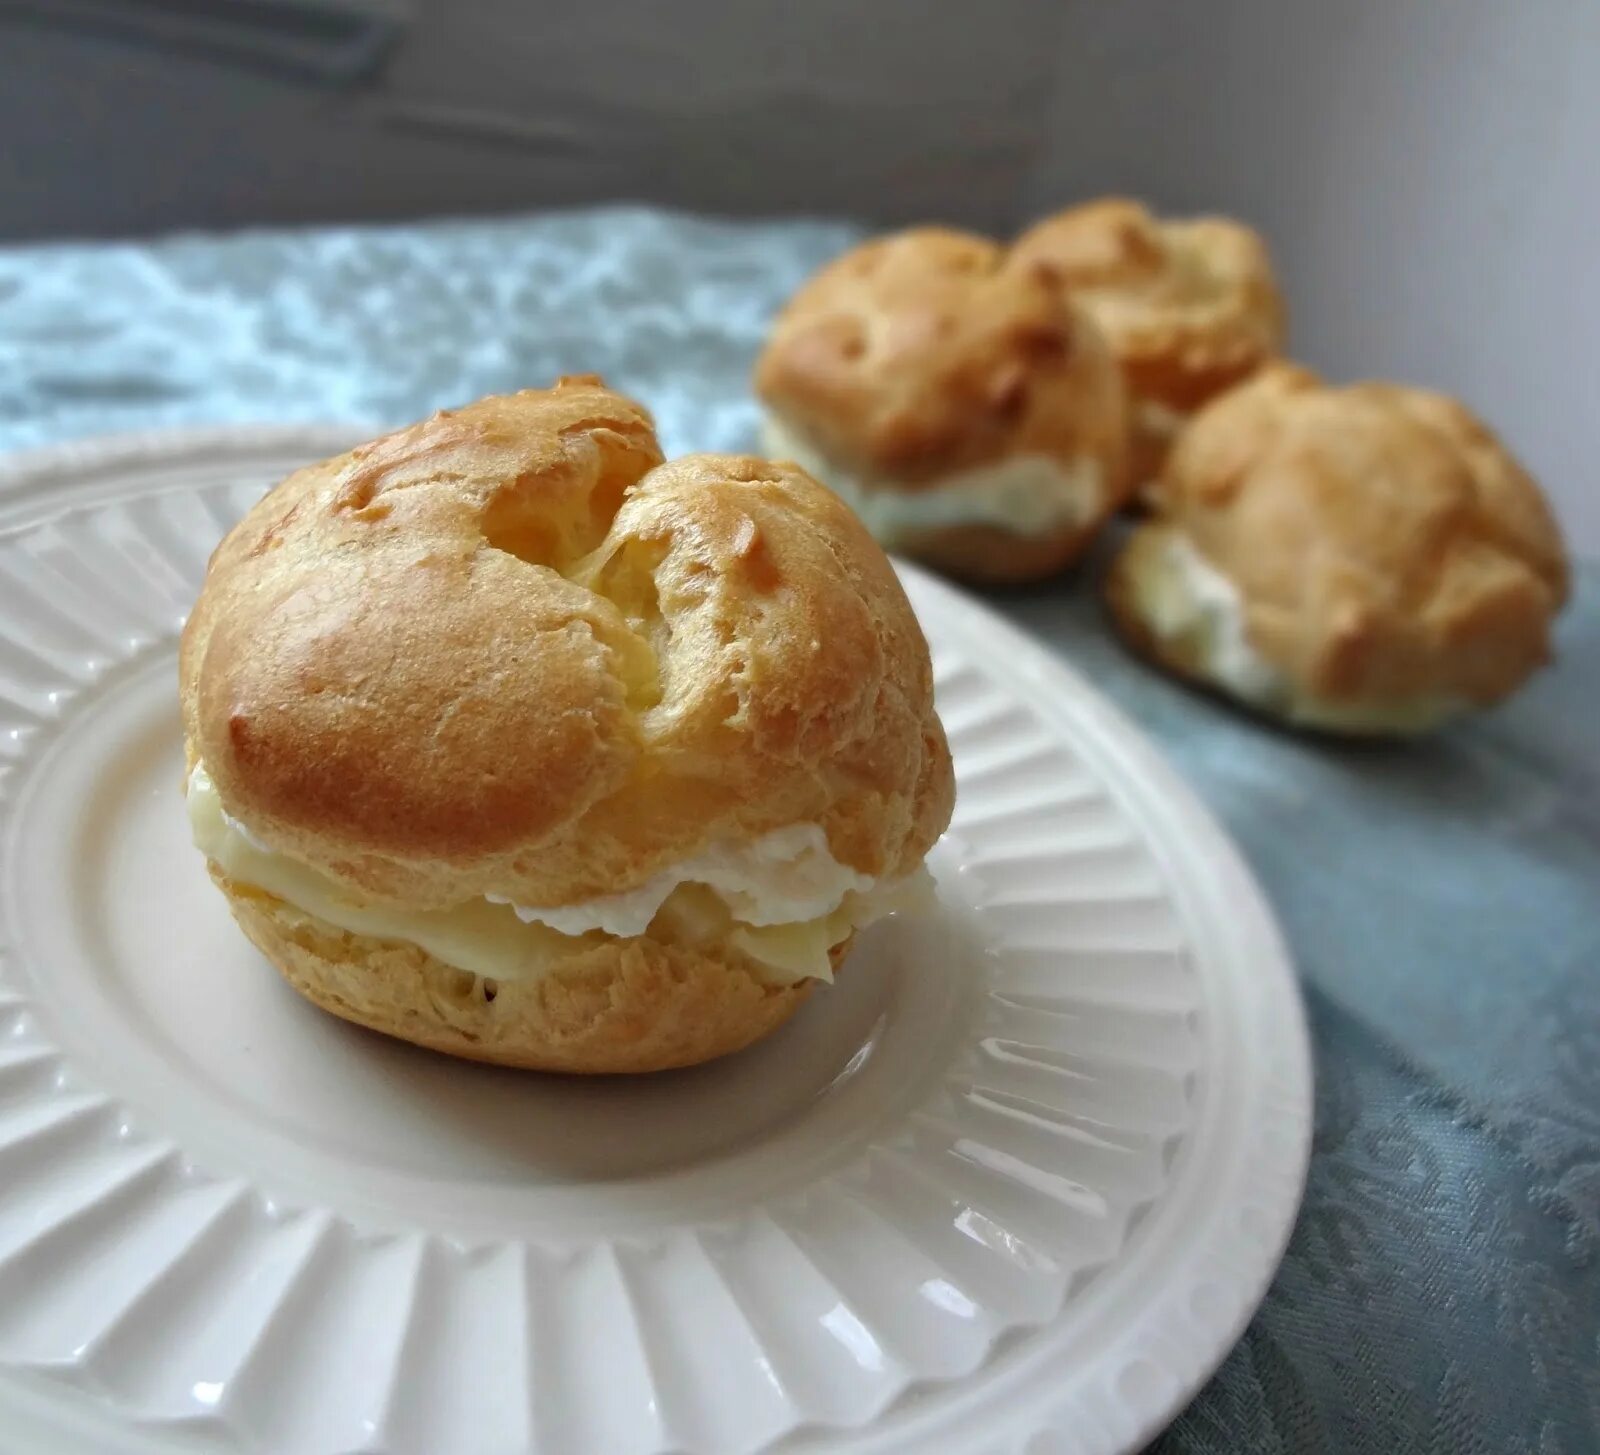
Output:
1106 364 1570 733
1010 198 1286 494
181 378 954 1072
754 227 1129 584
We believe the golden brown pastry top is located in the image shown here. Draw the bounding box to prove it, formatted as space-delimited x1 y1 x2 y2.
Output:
1158 364 1569 705
754 227 1128 489
181 378 954 910
1010 198 1286 412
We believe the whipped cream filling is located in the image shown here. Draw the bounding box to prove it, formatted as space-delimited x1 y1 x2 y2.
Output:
1136 530 1286 706
486 822 873 938
1130 531 1460 732
186 764 926 985
761 415 1105 544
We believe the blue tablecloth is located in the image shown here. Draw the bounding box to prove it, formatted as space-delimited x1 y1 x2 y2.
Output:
2 208 1595 1453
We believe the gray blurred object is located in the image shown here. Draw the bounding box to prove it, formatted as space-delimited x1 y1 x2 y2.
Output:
0 0 1595 557
0 0 403 83
0 0 1062 236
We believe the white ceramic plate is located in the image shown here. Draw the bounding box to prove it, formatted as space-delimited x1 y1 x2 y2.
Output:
0 428 1311 1455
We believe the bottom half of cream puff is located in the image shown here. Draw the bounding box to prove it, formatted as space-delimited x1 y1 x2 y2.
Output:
187 763 934 1073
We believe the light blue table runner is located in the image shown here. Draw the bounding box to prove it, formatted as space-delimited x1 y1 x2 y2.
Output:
2 208 1594 1453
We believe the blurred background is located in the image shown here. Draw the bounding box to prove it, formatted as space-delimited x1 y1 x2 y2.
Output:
2 0 1595 551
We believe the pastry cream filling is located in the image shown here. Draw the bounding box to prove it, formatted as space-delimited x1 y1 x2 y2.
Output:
186 765 927 986
1130 531 1460 732
761 415 1105 545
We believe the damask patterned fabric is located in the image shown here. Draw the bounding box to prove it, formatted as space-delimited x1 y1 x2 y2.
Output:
1 209 1595 1452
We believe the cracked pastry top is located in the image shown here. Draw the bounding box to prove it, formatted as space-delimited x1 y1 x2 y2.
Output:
753 227 1130 584
1105 364 1570 734
180 377 955 1072
1009 198 1286 492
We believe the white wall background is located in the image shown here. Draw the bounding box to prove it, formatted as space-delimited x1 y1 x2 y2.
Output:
1025 1 1599 556
1 0 1593 551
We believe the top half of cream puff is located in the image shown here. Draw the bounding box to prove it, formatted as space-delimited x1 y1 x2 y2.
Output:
1010 199 1286 483
180 377 954 916
754 228 1129 582
1106 364 1570 733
